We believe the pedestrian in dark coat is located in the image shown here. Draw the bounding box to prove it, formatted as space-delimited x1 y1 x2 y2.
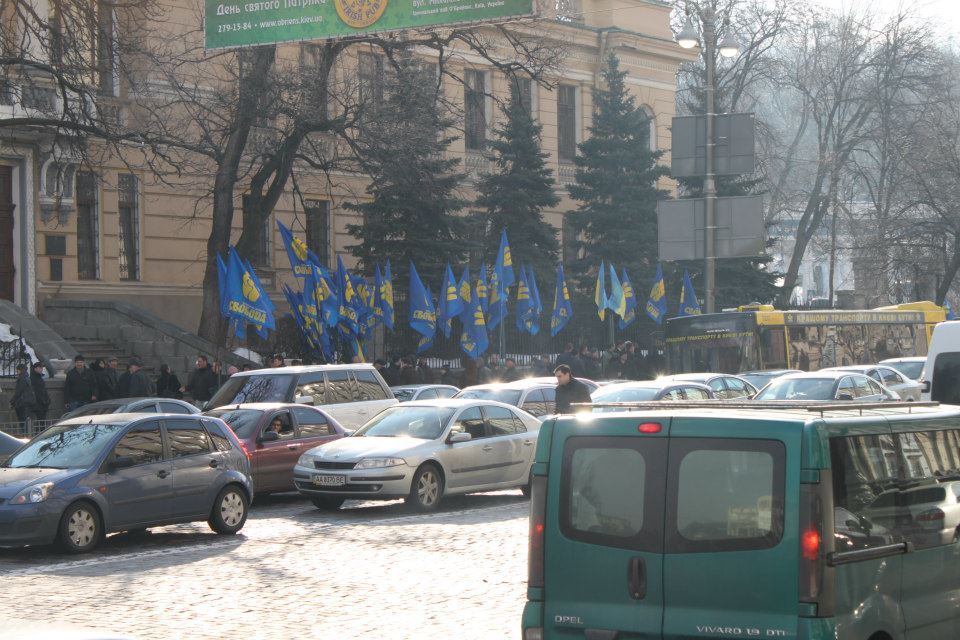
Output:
64 355 97 412
30 362 50 421
399 357 419 386
156 364 183 398
440 364 457 387
91 358 116 401
554 364 592 413
459 358 479 388
555 343 583 377
10 363 35 422
416 358 434 384
117 357 153 398
182 355 218 403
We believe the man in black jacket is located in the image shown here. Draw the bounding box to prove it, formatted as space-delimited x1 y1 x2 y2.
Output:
117 357 153 398
30 361 50 420
182 355 218 404
64 355 97 412
554 364 592 414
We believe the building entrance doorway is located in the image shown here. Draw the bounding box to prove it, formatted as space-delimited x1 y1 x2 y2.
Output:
0 166 15 302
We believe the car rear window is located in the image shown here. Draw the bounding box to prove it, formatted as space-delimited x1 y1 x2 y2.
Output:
904 487 945 505
560 436 667 552
209 374 294 406
666 438 785 553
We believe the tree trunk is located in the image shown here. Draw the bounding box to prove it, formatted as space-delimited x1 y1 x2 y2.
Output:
777 166 831 305
197 46 276 343
935 232 960 306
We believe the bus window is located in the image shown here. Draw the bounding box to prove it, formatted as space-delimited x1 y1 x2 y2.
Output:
759 327 787 369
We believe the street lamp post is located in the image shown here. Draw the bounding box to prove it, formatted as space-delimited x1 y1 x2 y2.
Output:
676 3 739 314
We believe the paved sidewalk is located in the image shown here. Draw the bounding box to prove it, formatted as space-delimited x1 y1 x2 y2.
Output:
3 494 529 640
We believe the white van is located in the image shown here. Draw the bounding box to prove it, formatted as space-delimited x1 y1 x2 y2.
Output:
207 364 398 429
920 320 960 402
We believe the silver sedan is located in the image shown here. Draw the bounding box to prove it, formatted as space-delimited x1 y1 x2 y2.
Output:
293 399 540 512
821 365 923 401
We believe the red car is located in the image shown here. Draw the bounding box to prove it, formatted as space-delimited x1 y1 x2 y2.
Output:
204 403 346 494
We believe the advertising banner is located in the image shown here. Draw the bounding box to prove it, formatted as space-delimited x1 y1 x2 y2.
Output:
205 0 535 49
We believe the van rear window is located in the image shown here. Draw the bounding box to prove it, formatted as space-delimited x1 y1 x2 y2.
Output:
560 436 667 552
665 439 785 553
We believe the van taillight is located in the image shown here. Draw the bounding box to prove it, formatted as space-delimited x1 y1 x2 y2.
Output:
801 529 820 561
917 508 945 522
528 475 547 589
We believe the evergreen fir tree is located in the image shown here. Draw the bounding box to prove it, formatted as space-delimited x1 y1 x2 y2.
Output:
567 54 669 295
346 59 468 352
475 81 560 284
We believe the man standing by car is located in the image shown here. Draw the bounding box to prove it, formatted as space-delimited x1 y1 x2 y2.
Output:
555 364 592 413
64 355 97 412
10 363 35 422
117 357 153 398
502 357 523 382
30 361 50 421
182 355 217 404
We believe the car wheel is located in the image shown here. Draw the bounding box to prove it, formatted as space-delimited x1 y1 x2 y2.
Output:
310 496 345 510
57 502 101 554
521 471 532 498
406 464 443 512
208 485 248 535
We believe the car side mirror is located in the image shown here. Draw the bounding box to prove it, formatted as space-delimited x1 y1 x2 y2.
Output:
921 380 930 393
836 393 855 401
259 430 280 443
447 432 472 444
110 455 136 471
295 394 315 405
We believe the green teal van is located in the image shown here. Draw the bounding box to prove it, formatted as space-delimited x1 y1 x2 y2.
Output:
522 403 960 640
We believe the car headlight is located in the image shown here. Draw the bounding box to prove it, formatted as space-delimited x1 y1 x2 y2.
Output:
11 482 54 505
355 457 406 469
297 453 314 468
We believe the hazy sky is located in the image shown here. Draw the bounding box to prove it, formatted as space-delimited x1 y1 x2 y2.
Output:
858 0 960 37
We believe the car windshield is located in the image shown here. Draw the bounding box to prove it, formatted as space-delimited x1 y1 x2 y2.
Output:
455 389 522 405
739 373 774 388
755 378 836 401
392 388 417 402
65 402 125 418
204 409 263 439
354 407 456 439
6 423 125 469
889 361 924 380
208 374 294 407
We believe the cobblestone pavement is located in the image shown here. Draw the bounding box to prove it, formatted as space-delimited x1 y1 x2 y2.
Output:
1 492 529 640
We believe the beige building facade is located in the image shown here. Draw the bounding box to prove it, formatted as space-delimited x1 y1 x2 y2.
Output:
0 0 694 334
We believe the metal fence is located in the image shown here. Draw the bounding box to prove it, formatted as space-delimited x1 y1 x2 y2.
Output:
1 419 57 438
0 336 31 378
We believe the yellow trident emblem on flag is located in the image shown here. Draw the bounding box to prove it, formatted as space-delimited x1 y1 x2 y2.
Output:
242 271 261 302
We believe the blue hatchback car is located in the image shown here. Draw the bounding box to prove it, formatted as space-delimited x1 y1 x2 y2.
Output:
0 413 253 553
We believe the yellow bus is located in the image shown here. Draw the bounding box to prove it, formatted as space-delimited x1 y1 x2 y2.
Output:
665 301 945 374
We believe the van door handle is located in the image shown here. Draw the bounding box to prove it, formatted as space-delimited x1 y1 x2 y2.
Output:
627 556 646 600
482 445 493 452
286 445 299 451
157 470 169 479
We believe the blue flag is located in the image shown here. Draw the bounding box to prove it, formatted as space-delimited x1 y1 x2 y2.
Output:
243 256 275 339
618 268 637 329
495 229 515 289
437 263 463 338
607 263 626 319
516 265 534 334
277 221 320 278
595 261 608 321
335 255 360 334
679 270 702 317
551 264 573 337
409 262 436 353
308 263 339 328
645 263 667 325
224 247 275 337
529 267 542 335
458 269 489 359
475 262 489 317
946 301 956 321
488 262 508 330
380 260 395 331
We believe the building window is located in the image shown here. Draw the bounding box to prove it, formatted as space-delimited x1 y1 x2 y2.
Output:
510 75 533 116
464 69 487 151
117 174 139 281
557 84 577 162
305 200 331 267
358 52 384 121
641 105 657 152
76 171 99 280
96 0 116 96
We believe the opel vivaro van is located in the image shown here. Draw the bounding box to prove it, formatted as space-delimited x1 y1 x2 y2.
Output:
919 320 960 402
523 401 960 640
